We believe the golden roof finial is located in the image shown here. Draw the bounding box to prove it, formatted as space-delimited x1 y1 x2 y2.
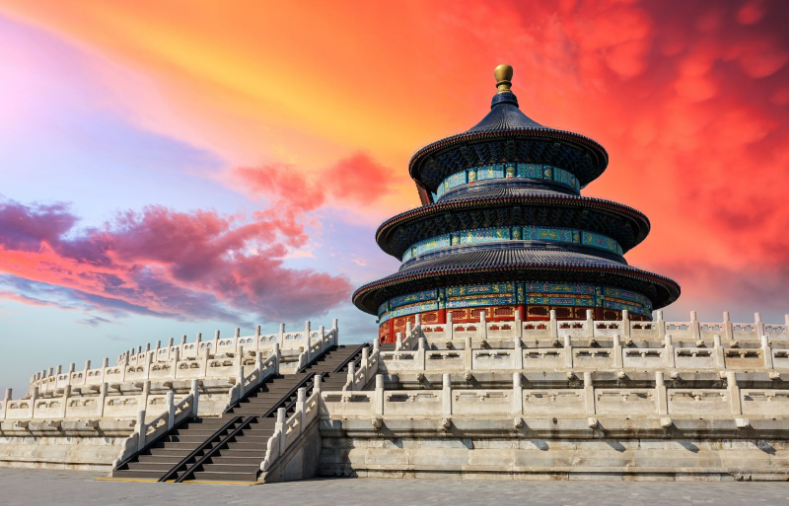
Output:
494 64 514 94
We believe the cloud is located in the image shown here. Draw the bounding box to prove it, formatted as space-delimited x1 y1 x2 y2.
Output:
232 151 393 215
0 198 353 324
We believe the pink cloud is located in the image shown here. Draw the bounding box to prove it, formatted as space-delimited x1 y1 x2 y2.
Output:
0 198 352 323
232 151 392 213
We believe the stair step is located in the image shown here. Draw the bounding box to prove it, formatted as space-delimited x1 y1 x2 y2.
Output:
125 462 174 472
137 455 184 465
149 448 194 456
225 441 269 450
189 471 258 482
207 456 265 465
199 462 261 473
112 470 163 480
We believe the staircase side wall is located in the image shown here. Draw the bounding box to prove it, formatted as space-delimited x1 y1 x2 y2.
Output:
261 418 322 483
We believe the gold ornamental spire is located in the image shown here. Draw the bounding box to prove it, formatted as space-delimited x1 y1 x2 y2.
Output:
494 64 513 94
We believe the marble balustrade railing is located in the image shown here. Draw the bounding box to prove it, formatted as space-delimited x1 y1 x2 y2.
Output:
321 372 781 428
0 378 200 424
28 320 338 396
261 375 322 473
345 345 379 392
392 311 788 350
381 333 787 374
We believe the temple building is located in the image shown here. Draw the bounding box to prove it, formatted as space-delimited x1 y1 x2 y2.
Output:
353 65 681 343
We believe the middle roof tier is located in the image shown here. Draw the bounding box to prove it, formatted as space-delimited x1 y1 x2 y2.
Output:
376 185 651 259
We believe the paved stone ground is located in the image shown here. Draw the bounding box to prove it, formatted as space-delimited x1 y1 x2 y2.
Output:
1 468 788 506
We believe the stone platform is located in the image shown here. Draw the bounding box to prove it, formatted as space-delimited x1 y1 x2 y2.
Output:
1 468 788 506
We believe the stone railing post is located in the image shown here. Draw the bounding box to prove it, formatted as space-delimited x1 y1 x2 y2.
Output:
211 330 220 356
723 312 733 342
727 372 743 416
277 407 287 453
374 375 384 417
190 379 200 417
584 372 596 420
30 386 38 418
447 312 454 340
272 343 280 374
254 325 261 352
690 311 700 340
655 371 668 417
144 352 153 380
136 410 147 451
98 383 108 418
171 348 180 379
304 320 312 363
442 373 452 416
761 335 774 369
82 360 91 385
362 346 371 378
513 333 523 370
417 338 426 370
713 335 725 368
297 387 307 426
664 335 676 369
332 318 339 346
406 320 413 349
514 309 523 339
141 380 151 412
166 390 175 429
549 310 558 340
564 335 573 369
621 310 631 341
656 310 666 340
612 334 623 369
235 344 244 368
256 351 264 375
61 385 71 418
512 372 523 416
395 332 403 352
237 349 246 399
319 325 326 353
755 312 765 340
479 311 487 341
278 323 286 349
464 336 473 371
585 309 594 339
1 388 11 420
346 362 355 390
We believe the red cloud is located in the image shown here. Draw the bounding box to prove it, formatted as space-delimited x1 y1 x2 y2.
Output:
0 198 352 323
233 151 392 212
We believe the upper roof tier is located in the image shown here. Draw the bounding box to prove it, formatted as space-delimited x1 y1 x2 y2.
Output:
409 65 609 199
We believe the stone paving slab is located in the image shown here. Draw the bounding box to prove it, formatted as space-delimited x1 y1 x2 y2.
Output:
1 468 788 506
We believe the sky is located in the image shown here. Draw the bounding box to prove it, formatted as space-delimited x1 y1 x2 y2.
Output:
0 0 787 394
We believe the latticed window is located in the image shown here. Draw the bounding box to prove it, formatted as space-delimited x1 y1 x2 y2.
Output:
450 309 467 320
494 307 514 317
470 308 488 319
555 307 572 319
423 312 438 323
528 306 549 317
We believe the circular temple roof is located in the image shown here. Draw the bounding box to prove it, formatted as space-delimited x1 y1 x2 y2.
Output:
408 70 609 190
352 248 681 315
375 187 651 257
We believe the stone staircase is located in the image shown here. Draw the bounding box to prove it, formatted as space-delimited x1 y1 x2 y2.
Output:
112 344 365 482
